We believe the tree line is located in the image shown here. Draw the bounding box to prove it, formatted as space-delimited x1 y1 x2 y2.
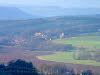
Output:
0 59 38 75
0 59 97 75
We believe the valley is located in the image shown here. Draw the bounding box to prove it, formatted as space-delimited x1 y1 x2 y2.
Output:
0 0 100 74
0 15 100 74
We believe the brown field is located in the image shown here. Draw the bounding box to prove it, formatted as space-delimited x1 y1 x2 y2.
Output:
0 46 100 74
0 46 54 64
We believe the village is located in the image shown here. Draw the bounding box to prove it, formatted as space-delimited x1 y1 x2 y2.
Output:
13 32 65 45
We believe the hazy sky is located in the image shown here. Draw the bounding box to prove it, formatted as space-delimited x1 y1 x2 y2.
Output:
0 0 100 8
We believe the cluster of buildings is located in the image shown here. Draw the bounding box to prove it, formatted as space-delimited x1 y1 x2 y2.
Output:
13 32 65 45
34 32 65 40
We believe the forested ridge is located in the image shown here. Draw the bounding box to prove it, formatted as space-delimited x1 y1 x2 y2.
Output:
0 16 100 38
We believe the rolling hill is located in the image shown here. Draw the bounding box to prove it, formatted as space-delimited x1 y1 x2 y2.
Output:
0 15 100 38
1 15 100 50
0 7 40 20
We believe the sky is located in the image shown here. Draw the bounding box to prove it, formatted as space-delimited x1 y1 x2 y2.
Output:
0 0 100 8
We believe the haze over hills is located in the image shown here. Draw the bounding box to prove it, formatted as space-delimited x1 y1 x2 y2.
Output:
0 7 41 20
0 6 100 20
20 6 100 17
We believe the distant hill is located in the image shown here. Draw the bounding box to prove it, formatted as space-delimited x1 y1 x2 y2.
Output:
0 7 40 20
20 6 100 17
0 15 100 39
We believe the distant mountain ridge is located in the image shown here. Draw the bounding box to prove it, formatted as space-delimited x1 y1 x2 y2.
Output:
20 6 100 17
0 7 40 20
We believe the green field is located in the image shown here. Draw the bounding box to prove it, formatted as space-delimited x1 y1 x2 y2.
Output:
53 36 100 49
37 52 100 66
69 36 100 41
37 36 100 66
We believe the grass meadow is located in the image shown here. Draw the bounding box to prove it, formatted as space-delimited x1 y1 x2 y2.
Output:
37 36 100 66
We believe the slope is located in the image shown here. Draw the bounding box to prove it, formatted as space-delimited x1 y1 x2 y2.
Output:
0 7 40 20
